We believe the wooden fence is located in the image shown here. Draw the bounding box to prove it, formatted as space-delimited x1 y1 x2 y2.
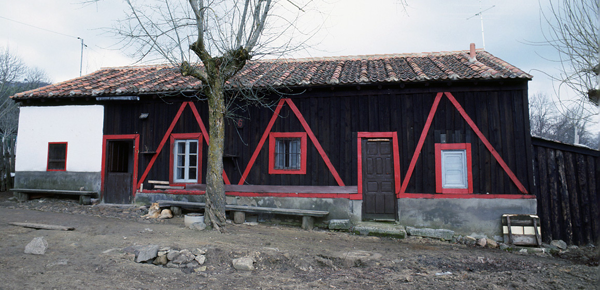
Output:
0 135 16 192
532 137 600 246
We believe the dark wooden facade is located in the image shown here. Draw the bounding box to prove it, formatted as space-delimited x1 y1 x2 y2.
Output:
532 137 600 245
102 80 534 196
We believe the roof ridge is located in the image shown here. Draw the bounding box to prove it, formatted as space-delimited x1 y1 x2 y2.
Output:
95 49 489 70
258 49 486 63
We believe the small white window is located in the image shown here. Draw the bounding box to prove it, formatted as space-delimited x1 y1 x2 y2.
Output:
441 150 468 188
173 139 198 183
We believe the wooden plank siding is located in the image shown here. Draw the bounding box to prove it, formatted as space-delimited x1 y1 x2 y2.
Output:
532 137 600 245
102 82 534 197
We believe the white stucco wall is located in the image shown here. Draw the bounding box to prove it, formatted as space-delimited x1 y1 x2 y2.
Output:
15 105 104 172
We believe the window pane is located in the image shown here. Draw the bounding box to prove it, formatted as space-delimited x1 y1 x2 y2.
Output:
275 140 284 169
177 142 185 154
48 143 67 170
177 154 185 166
176 167 185 180
189 141 198 154
441 150 467 188
188 168 197 180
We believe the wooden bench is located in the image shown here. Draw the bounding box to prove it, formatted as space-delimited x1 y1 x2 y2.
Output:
156 200 328 230
10 188 99 205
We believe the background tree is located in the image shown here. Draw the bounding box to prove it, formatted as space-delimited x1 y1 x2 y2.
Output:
0 47 50 136
529 93 599 149
540 0 599 106
114 0 325 231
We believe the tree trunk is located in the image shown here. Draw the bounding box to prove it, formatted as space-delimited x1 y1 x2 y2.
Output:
204 79 227 231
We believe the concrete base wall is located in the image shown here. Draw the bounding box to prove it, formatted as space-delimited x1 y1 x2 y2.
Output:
397 198 537 239
134 192 359 221
14 171 101 192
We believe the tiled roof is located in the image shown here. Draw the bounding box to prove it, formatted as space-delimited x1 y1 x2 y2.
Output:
13 49 532 99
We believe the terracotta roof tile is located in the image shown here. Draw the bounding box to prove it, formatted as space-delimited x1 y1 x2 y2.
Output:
12 50 532 99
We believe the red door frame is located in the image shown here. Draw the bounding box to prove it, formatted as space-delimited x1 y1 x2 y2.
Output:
357 132 401 200
101 134 140 199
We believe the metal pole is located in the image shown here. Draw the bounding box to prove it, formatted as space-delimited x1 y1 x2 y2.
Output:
480 9 485 50
78 37 84 77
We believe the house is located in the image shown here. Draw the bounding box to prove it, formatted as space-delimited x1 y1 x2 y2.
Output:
11 44 537 237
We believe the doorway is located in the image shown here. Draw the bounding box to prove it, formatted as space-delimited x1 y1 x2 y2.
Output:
103 136 138 204
361 138 397 220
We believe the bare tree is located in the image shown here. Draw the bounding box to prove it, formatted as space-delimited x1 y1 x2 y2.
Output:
529 93 557 138
0 48 49 136
529 93 598 149
540 0 599 106
112 0 325 231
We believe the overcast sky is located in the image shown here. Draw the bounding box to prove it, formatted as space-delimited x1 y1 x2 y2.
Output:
0 0 596 130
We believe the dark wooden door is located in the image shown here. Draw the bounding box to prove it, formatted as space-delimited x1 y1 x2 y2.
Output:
104 141 133 204
362 139 396 220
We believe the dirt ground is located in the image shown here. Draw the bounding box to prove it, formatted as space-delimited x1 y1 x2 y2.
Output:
0 192 598 290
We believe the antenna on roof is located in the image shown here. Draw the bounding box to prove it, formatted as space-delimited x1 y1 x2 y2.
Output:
77 37 87 77
467 2 495 50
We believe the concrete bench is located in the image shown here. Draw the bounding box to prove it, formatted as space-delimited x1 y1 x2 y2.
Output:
156 200 328 230
10 188 98 205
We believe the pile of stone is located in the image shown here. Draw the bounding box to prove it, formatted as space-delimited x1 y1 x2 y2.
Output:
455 235 499 248
125 244 257 273
125 245 208 272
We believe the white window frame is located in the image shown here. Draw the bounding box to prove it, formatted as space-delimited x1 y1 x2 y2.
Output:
173 139 199 183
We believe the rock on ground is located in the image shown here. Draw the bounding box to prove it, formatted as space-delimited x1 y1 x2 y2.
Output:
171 249 196 265
134 245 160 263
25 237 48 255
551 240 567 250
329 219 352 230
232 257 254 271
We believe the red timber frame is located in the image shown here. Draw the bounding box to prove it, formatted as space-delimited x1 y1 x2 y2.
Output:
101 134 139 198
169 133 203 186
268 132 307 175
435 143 473 194
232 98 356 199
136 101 230 194
46 142 68 171
239 98 344 186
399 92 533 200
357 132 401 200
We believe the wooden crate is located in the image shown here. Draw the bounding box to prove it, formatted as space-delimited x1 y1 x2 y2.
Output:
502 214 541 246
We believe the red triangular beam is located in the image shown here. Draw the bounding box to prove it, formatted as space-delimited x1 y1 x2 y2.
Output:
400 92 528 194
238 98 345 186
137 101 230 189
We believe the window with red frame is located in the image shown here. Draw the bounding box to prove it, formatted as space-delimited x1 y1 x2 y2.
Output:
47 142 67 171
269 132 307 174
435 143 473 194
170 133 202 184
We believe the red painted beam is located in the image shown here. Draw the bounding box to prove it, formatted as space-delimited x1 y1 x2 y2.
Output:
285 99 345 186
400 92 443 193
238 99 286 185
137 102 188 189
443 92 528 194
